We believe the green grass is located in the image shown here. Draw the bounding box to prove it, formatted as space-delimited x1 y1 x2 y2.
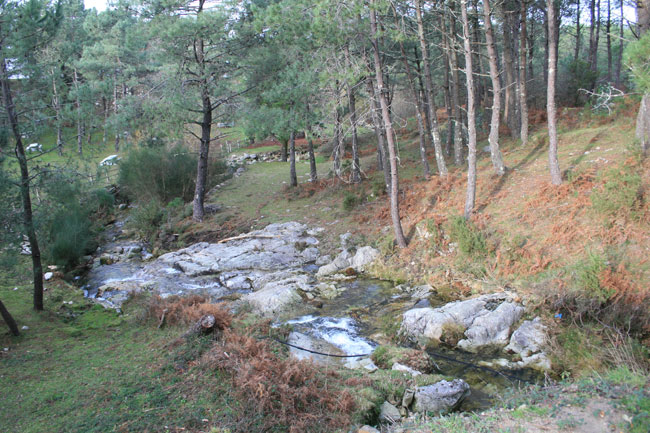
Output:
0 259 235 433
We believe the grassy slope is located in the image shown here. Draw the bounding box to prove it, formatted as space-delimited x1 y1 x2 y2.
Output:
2 102 649 432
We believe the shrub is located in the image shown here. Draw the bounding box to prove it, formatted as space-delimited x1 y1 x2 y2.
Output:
342 191 361 211
118 145 198 204
86 188 115 215
48 206 97 269
145 294 232 329
129 200 164 242
447 216 487 258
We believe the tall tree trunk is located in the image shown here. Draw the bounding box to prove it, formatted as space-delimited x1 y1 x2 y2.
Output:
441 14 454 156
461 0 478 219
52 70 64 156
333 81 342 177
528 16 535 86
415 0 448 176
395 12 430 178
575 0 582 63
113 74 120 152
615 0 624 87
307 123 318 182
636 1 650 153
484 0 506 175
281 139 288 162
503 5 520 140
1 58 44 311
370 3 406 248
588 0 601 89
192 3 211 222
472 0 486 108
547 0 562 185
365 74 391 191
448 7 464 165
289 130 297 187
606 0 612 81
0 299 20 336
520 0 530 146
348 85 361 183
73 68 83 155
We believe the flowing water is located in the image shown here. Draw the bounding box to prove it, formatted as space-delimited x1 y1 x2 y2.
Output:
81 221 541 411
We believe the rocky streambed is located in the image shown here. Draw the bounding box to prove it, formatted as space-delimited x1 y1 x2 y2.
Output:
82 220 550 416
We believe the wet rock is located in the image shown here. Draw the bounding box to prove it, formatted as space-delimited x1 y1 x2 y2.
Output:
504 318 551 370
287 331 346 365
392 362 422 377
413 298 431 308
412 379 470 414
242 283 301 317
401 388 415 408
401 293 523 351
358 426 380 433
457 302 525 352
316 247 380 277
379 401 401 423
345 357 378 372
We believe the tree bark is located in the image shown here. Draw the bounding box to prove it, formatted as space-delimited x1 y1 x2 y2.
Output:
281 139 288 162
370 3 406 248
363 55 391 191
113 73 120 152
615 0 624 87
0 299 19 336
333 81 342 177
192 0 211 222
73 68 83 155
448 7 464 165
636 2 650 153
440 14 454 156
483 0 507 175
502 4 520 140
1 58 45 311
347 85 361 183
306 119 318 182
395 13 430 179
52 69 64 156
461 0 478 219
606 0 612 81
520 0 530 146
415 0 448 177
575 0 582 63
547 0 562 185
289 130 297 187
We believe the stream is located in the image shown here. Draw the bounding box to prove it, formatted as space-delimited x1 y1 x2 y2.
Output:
80 218 542 412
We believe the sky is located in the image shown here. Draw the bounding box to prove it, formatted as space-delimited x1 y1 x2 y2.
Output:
84 0 107 12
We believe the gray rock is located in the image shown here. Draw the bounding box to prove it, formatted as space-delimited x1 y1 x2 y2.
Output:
379 401 401 423
345 357 378 372
242 283 301 317
401 293 523 352
413 298 431 308
505 317 547 358
316 246 380 277
401 388 415 408
412 379 470 414
287 331 345 365
392 362 422 377
43 272 54 281
350 246 380 271
504 317 551 371
314 255 331 266
358 426 380 433
457 302 524 352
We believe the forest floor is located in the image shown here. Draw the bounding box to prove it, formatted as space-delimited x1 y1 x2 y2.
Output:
1 100 649 432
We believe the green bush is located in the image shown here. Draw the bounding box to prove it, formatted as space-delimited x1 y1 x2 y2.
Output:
129 200 164 243
48 206 97 269
118 145 198 204
342 191 360 211
575 252 608 298
447 216 487 258
86 188 115 215
625 32 650 93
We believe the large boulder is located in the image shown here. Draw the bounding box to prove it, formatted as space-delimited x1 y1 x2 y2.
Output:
505 317 551 371
378 401 401 423
412 379 470 414
286 331 346 365
316 246 380 277
401 293 524 351
242 283 301 317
